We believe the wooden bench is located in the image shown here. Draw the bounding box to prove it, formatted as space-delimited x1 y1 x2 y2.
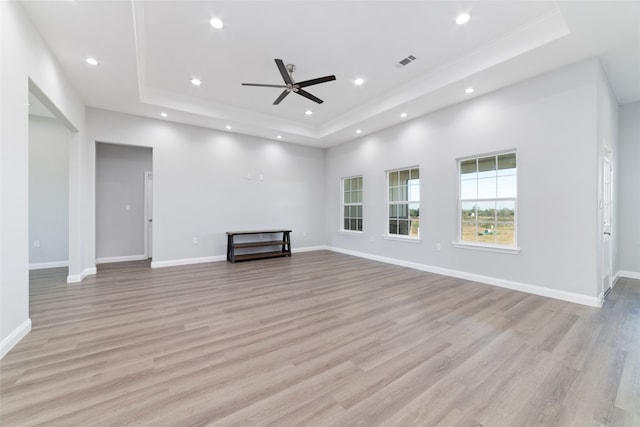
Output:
226 230 292 263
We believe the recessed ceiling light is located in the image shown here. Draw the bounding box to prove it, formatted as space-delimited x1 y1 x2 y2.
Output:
356 129 362 134
400 112 407 118
465 87 475 94
305 110 313 116
85 57 98 66
209 18 224 29
354 78 364 86
456 13 471 25
191 78 202 86
276 135 282 139
225 125 232 130
160 112 167 118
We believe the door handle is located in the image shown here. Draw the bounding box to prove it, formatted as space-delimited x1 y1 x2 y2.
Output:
603 232 611 236
148 219 153 223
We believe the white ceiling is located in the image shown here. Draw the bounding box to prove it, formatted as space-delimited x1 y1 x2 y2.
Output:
21 0 640 148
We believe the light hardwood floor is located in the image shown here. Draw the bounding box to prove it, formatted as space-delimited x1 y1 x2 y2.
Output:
1 251 639 426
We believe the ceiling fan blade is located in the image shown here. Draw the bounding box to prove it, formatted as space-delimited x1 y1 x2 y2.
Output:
296 75 336 88
273 90 290 105
296 89 323 104
275 59 294 85
242 83 288 88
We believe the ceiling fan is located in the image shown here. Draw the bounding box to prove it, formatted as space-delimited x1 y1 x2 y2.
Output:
242 58 336 105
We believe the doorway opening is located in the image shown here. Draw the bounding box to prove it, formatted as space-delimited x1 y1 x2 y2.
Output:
95 143 153 266
28 89 71 281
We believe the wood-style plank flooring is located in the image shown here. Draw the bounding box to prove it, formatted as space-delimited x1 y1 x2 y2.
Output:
1 251 639 426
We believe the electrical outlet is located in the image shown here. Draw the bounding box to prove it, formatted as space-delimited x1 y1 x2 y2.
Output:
33 240 40 248
302 231 307 237
247 172 252 179
193 237 199 244
370 236 374 242
436 242 441 251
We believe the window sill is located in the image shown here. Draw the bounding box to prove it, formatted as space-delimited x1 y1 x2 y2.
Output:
383 235 422 243
340 230 363 236
452 242 520 254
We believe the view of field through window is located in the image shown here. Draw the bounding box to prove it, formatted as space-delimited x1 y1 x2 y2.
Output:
460 153 516 245
388 167 420 237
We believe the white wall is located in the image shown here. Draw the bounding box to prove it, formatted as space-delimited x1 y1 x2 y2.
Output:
325 59 602 305
619 102 640 277
86 109 326 265
29 116 70 267
96 143 152 262
1 1 87 358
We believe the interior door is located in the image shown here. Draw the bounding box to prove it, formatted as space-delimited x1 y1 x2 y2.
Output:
144 171 153 259
602 148 613 296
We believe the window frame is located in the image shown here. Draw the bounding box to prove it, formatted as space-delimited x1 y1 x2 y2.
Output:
456 150 519 252
341 175 363 234
386 166 421 241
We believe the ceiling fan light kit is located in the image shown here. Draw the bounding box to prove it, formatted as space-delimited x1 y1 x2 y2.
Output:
242 58 336 105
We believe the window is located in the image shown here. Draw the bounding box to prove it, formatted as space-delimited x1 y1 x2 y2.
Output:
342 176 363 232
387 167 420 237
459 152 516 246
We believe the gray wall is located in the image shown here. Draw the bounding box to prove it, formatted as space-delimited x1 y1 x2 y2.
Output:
619 101 640 276
87 110 326 265
1 1 87 357
96 143 152 261
325 59 603 302
29 116 70 267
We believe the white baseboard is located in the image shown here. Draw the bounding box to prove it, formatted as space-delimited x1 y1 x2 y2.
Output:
617 270 640 280
67 267 97 284
327 246 601 308
1 318 31 359
613 272 622 287
293 245 331 253
29 260 69 270
598 271 634 302
151 255 226 269
145 246 600 307
96 255 147 264
151 246 331 269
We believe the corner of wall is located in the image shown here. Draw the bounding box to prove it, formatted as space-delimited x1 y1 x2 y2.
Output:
67 267 97 284
0 319 31 359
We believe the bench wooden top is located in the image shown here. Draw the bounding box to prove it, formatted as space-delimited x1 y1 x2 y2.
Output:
226 230 291 236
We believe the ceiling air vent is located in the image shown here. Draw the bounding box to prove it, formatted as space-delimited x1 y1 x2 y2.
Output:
398 55 417 67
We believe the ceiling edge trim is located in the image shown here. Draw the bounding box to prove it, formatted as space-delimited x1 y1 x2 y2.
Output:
318 8 571 138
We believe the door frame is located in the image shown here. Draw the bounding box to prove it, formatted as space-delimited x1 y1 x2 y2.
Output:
143 170 153 259
601 145 613 298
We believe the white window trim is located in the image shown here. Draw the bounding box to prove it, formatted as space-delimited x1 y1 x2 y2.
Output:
386 165 420 239
456 150 519 251
452 241 520 254
383 234 422 243
341 175 363 233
